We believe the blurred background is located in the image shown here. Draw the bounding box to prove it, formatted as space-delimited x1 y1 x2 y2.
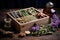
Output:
0 0 60 9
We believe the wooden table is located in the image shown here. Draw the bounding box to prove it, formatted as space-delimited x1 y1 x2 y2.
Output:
0 8 60 40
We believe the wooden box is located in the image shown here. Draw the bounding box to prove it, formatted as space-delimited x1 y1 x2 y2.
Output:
7 7 49 33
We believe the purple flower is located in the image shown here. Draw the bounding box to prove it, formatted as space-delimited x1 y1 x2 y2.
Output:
35 26 40 30
31 26 36 31
52 14 59 20
50 22 58 27
31 25 40 31
50 14 60 27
